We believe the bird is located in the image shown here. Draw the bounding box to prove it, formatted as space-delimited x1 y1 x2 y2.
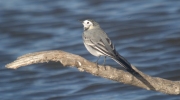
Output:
80 19 137 75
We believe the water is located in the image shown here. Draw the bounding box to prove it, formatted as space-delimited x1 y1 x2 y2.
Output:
0 0 180 100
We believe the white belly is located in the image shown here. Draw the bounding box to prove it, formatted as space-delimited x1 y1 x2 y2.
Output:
84 43 104 57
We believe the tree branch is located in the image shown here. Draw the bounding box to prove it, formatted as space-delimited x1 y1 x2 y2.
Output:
5 50 180 95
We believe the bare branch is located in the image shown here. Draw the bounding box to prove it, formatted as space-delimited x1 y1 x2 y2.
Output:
5 50 180 95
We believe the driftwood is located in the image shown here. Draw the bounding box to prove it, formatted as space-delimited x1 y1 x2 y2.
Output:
5 50 180 95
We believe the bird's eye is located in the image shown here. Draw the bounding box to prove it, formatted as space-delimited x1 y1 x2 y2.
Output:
87 22 89 24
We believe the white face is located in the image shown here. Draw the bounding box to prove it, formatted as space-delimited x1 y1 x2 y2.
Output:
82 20 93 30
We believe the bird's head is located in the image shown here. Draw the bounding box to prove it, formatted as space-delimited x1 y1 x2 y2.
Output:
81 19 99 31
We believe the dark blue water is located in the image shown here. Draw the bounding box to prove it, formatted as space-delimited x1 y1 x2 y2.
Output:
1 0 180 100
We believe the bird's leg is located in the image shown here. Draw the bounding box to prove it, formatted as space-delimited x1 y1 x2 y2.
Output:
95 56 100 66
103 56 107 70
103 56 106 66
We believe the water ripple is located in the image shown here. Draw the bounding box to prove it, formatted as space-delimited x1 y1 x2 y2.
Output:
1 0 180 99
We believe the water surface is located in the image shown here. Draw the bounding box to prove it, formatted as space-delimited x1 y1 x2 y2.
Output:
0 0 180 100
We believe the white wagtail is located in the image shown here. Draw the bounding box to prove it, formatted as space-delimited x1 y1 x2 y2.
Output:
81 19 137 75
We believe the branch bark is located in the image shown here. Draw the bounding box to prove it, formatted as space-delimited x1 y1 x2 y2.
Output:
5 50 180 95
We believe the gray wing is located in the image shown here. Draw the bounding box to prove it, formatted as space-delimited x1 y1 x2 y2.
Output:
83 29 116 57
83 28 133 72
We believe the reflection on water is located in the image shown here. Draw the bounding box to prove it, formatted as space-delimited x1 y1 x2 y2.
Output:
0 0 180 100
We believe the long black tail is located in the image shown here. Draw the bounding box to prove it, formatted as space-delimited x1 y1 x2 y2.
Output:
111 52 138 75
111 51 155 89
